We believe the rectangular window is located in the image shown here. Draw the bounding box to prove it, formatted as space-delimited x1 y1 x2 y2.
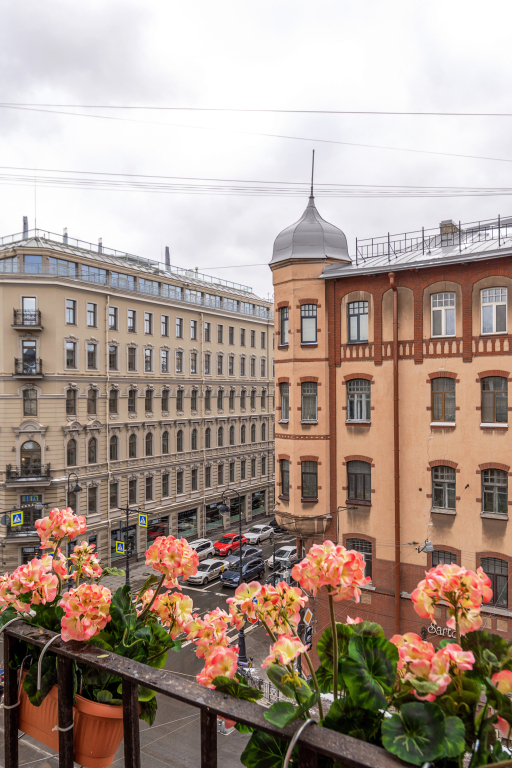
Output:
482 288 507 334
204 322 211 342
190 352 197 374
66 299 77 325
176 351 183 373
128 479 137 504
128 309 136 333
176 318 183 338
111 272 135 291
144 349 152 372
301 461 318 499
280 460 289 497
145 476 153 501
217 390 223 411
176 471 183 495
229 462 235 483
161 390 169 412
144 312 153 334
162 473 169 497
301 304 317 344
205 466 211 487
240 328 246 346
128 347 137 371
161 315 169 336
24 254 42 274
204 353 211 375
261 331 266 349
348 301 368 343
250 358 256 377
191 390 198 410
240 357 246 376
217 355 223 375
185 288 201 304
23 389 37 416
82 265 107 285
218 464 224 485
228 326 234 345
432 378 455 422
87 343 97 369
432 466 456 510
205 390 211 410
280 383 289 420
482 377 508 423
66 341 76 368
87 302 97 327
108 345 118 370
191 468 198 491
261 456 266 475
128 389 136 413
250 330 256 348
109 390 118 415
483 469 508 515
161 349 169 373
145 390 153 412
139 278 159 296
431 293 455 337
241 459 246 481
87 390 97 415
228 356 234 375
347 379 371 421
88 486 97 515
66 389 76 415
176 390 183 411
49 257 76 277
482 557 508 607
347 460 371 502
251 458 256 478
109 482 118 509
191 320 198 340
217 324 224 344
279 308 289 345
260 358 266 377
109 306 118 330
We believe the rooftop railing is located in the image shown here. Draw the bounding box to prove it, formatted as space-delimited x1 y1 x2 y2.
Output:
3 620 404 768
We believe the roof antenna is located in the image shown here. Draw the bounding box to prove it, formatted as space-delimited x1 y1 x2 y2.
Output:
310 149 315 197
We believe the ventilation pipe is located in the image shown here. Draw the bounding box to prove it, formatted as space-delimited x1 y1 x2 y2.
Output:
23 216 28 238
389 272 401 635
63 228 68 245
165 246 170 269
98 238 103 253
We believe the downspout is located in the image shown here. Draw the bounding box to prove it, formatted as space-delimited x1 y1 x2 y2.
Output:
388 273 401 636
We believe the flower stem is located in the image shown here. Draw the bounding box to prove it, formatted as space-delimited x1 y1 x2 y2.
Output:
138 574 165 621
328 592 338 701
286 619 324 720
455 613 461 646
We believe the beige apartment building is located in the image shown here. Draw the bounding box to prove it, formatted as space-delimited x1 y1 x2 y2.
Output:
0 223 274 569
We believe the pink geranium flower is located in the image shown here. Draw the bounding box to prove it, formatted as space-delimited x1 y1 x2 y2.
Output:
60 583 111 641
196 646 238 689
69 541 102 581
492 670 512 695
346 616 363 624
150 591 193 639
145 536 199 587
262 635 307 668
292 542 370 602
35 508 86 550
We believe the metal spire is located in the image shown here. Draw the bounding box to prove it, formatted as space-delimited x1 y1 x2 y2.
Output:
310 149 315 197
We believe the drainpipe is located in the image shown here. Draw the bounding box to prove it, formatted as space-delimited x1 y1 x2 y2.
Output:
388 273 401 635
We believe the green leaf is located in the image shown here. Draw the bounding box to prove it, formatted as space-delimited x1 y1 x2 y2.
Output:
322 698 383 745
88 636 114 652
211 675 262 702
483 648 499 667
315 663 334 694
381 702 445 766
265 663 312 702
137 685 156 702
263 701 297 727
342 636 398 711
101 567 126 578
94 689 122 706
137 574 159 600
462 631 510 680
317 623 354 671
484 677 512 727
139 696 157 726
442 716 466 758
351 621 385 639
23 657 57 706
235 722 255 734
240 731 291 768
409 677 439 695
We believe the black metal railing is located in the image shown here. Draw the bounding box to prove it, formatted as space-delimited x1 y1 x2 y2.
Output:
12 310 42 327
3 621 403 768
13 358 43 376
6 464 50 480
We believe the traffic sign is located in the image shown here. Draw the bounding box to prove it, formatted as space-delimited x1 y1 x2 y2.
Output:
11 511 23 527
303 608 313 626
138 514 147 528
115 541 125 554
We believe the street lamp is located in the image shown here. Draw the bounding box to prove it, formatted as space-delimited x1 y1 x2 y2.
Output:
67 473 82 507
218 489 248 664
119 502 144 588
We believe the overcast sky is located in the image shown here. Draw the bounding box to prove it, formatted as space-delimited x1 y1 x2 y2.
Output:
2 1 512 299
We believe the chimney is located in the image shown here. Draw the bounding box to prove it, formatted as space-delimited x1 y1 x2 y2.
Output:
98 237 103 253
23 216 28 238
63 227 68 245
165 246 170 269
440 219 459 245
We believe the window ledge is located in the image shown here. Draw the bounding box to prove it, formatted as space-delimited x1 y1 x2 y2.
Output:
431 507 456 516
301 343 318 348
278 495 289 501
430 335 456 340
301 497 318 503
278 344 289 349
347 340 369 346
278 419 289 424
346 420 371 425
481 512 509 520
430 422 455 428
481 604 512 618
361 583 376 591
346 499 371 507
480 332 508 337
301 420 318 425
480 423 508 429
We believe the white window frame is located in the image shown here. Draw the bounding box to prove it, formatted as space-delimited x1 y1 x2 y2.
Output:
481 288 507 335
431 293 456 338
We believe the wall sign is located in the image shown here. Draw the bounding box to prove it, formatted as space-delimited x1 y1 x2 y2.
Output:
427 623 456 639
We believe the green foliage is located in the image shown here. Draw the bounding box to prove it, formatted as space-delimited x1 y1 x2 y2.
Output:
139 695 158 726
240 731 292 768
351 621 386 639
94 689 122 706
382 702 446 766
441 716 466 758
23 656 57 706
315 663 334 693
211 675 262 702
322 697 383 745
100 567 126 579
266 663 312 703
317 623 354 670
342 635 398 710
461 631 512 681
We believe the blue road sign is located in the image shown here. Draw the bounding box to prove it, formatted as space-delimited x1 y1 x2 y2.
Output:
115 541 125 554
138 514 147 528
11 511 23 527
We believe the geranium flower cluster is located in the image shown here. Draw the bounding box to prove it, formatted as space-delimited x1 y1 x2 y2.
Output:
145 535 199 587
391 632 475 701
60 583 112 642
0 558 58 613
227 581 308 635
411 564 492 634
186 608 238 688
42 549 68 579
291 541 370 601
69 541 102 582
149 591 194 639
262 636 307 669
35 507 86 550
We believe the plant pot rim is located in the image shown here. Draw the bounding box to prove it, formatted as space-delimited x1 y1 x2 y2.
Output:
75 693 123 718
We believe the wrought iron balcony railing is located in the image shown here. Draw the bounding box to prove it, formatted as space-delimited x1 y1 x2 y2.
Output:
13 358 43 376
12 309 42 327
3 621 403 768
6 463 51 480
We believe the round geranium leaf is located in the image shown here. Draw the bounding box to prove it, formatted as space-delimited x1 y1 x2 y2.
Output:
317 623 354 671
342 636 398 711
351 621 385 639
381 702 445 766
442 716 466 758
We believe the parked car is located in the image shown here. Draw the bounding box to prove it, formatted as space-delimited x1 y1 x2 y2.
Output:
244 524 274 545
239 545 263 559
267 545 298 569
220 557 266 588
187 559 225 586
188 538 215 561
268 518 286 534
214 533 247 557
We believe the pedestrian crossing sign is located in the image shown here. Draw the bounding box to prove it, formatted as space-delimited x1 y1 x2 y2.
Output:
11 511 23 527
138 514 147 528
115 541 125 554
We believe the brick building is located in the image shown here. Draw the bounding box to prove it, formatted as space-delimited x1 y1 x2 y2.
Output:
270 197 512 646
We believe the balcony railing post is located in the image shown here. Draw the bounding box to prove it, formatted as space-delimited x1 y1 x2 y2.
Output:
4 632 20 768
122 679 141 768
200 709 217 768
57 655 74 768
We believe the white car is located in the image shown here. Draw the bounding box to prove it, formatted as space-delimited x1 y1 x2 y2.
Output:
188 538 215 561
244 524 274 545
267 546 298 569
187 559 225 585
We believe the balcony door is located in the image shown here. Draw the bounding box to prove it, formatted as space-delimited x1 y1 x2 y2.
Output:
22 340 37 373
22 297 37 325
20 440 41 475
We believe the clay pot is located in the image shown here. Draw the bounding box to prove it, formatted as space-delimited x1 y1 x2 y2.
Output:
19 682 62 753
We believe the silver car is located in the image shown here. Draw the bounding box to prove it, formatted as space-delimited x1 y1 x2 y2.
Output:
187 558 225 585
267 546 298 569
244 524 274 545
188 538 215 561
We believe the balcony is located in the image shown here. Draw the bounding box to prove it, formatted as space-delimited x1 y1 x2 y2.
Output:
13 358 43 378
12 309 43 329
5 508 43 536
5 463 51 485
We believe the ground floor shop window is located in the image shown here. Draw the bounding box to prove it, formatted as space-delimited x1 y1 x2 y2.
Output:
205 503 222 531
252 490 265 517
230 496 245 524
21 545 39 564
148 517 169 544
111 524 137 560
177 508 197 539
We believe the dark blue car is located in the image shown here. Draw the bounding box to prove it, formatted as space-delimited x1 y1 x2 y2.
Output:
220 557 265 588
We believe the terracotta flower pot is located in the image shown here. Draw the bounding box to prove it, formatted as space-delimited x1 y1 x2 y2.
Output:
19 682 62 753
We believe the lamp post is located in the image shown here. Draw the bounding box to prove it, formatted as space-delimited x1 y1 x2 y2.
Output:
218 489 248 664
67 473 82 508
119 502 144 588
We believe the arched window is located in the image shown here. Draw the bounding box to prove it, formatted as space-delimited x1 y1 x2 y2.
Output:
162 431 169 454
432 550 456 566
128 433 137 458
347 380 371 421
431 378 455 423
66 388 76 416
241 424 246 444
261 423 266 441
145 432 153 456
229 425 235 445
250 424 256 442
432 466 456 510
67 439 77 466
346 538 372 580
482 468 508 515
482 557 508 606
347 460 371 502
176 430 183 452
191 428 198 450
20 440 41 474
88 437 97 464
481 377 508 423
109 435 118 461
205 427 211 448
87 389 97 415
217 426 224 447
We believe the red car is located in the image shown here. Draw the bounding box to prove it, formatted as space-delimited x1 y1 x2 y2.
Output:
214 533 247 557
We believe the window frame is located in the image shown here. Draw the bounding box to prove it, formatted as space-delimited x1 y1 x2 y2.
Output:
347 301 369 344
301 461 318 501
482 469 508 516
347 460 371 504
346 379 371 422
87 302 98 328
144 312 153 335
431 378 456 423
279 383 289 421
481 557 508 607
127 309 136 333
481 288 507 335
300 304 317 344
279 307 289 346
23 389 37 417
431 292 456 338
432 465 456 510
301 382 318 422
109 306 118 331
481 377 508 424
161 315 169 337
